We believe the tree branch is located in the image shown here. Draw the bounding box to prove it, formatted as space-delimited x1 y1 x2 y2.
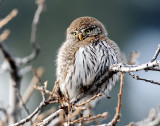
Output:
128 105 160 126
0 0 46 125
0 9 18 29
151 44 160 62
20 67 44 106
13 84 50 126
110 61 160 73
0 12 21 124
107 72 124 126
35 109 65 126
0 104 8 124
15 0 46 65
129 72 160 86
0 30 10 43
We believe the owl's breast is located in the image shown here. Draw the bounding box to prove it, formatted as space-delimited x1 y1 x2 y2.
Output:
73 40 118 87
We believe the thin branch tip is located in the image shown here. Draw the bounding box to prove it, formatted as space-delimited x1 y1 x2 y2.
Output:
11 9 18 17
0 9 18 29
0 30 10 43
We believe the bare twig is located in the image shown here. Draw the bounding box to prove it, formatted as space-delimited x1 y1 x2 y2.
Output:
0 9 18 29
128 105 160 126
151 44 160 62
0 30 21 125
66 108 84 122
41 93 105 125
35 109 65 126
83 112 108 123
36 93 103 125
15 0 45 65
13 100 49 126
0 30 10 43
18 66 32 76
13 83 50 126
31 0 45 44
70 114 91 125
129 72 160 86
34 84 52 96
15 89 32 125
66 90 72 125
33 107 56 125
0 106 7 117
49 79 59 99
107 72 124 126
110 61 160 73
0 8 21 126
75 93 102 107
31 67 43 85
16 90 30 117
20 67 44 105
0 105 8 124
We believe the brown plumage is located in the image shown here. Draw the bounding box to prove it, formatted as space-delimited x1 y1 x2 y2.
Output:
56 16 122 104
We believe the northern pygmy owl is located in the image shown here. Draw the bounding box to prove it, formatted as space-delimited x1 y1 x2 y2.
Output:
56 17 122 103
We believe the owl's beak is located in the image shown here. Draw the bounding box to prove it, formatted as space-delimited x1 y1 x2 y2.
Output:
78 34 83 41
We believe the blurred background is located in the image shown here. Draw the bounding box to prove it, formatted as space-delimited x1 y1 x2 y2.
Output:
0 0 160 125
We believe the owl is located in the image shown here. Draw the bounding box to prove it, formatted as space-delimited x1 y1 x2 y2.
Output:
56 17 122 103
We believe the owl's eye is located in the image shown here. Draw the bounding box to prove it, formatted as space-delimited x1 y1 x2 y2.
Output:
73 32 77 36
85 29 91 34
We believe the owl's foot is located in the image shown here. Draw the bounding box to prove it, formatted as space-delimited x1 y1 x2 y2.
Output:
99 89 111 99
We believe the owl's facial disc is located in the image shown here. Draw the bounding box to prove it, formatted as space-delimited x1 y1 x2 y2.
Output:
67 17 108 42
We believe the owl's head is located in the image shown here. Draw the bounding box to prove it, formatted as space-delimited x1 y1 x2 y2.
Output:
66 17 107 42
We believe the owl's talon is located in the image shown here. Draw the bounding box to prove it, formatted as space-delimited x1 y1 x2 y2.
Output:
107 96 111 99
59 105 69 115
86 85 89 89
81 87 84 92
